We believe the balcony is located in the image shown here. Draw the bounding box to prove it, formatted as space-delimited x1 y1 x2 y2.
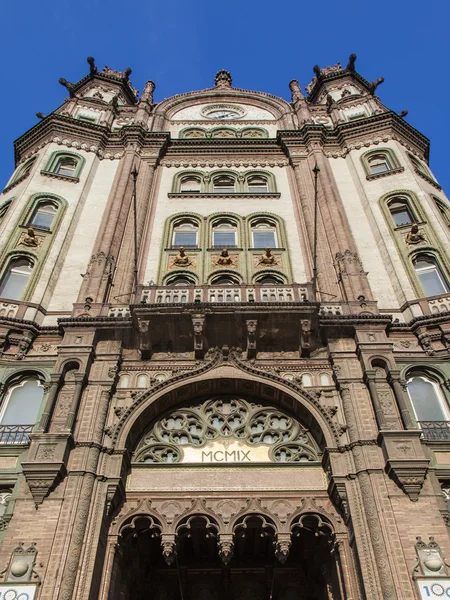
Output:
418 421 450 441
0 424 33 445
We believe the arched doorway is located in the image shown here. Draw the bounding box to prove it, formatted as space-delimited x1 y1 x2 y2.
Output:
111 511 345 600
101 386 359 600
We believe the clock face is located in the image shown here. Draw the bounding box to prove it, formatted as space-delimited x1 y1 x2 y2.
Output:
4 590 17 600
201 104 246 120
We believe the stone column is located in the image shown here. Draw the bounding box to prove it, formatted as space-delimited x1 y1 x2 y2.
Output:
37 373 62 432
99 537 120 600
64 373 86 431
364 374 387 429
389 374 415 429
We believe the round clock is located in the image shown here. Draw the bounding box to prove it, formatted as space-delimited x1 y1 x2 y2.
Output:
4 590 17 600
201 104 246 120
17 594 29 600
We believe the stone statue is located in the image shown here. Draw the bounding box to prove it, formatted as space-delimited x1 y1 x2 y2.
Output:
258 247 277 265
346 53 357 71
368 77 384 95
58 78 77 98
173 247 192 267
217 248 232 266
21 228 40 248
405 223 426 245
289 80 304 102
87 56 98 74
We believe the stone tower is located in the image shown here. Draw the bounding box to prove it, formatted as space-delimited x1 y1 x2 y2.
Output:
0 55 449 599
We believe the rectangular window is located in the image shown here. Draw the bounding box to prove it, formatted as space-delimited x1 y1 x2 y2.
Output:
173 232 197 247
213 231 236 246
391 209 413 227
253 231 276 248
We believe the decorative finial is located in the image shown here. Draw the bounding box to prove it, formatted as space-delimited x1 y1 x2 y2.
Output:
36 112 46 120
58 78 77 98
399 109 408 118
215 69 232 88
368 77 384 95
140 81 155 104
346 54 357 71
326 94 335 112
313 65 322 79
87 56 98 74
123 67 132 81
289 80 304 102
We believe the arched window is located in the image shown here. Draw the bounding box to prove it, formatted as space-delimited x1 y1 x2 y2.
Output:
167 275 194 287
434 198 450 227
213 175 235 194
367 154 392 175
0 490 12 519
302 374 313 387
256 274 284 285
54 156 78 177
137 375 148 389
0 200 12 223
180 177 201 193
252 222 277 248
247 176 269 193
211 129 236 138
241 128 267 138
408 153 433 178
0 376 44 443
28 201 58 230
413 255 449 297
388 199 414 227
0 258 34 301
8 158 36 188
118 375 130 389
407 375 449 423
172 222 198 248
320 373 331 386
210 274 240 286
212 222 237 247
181 128 207 139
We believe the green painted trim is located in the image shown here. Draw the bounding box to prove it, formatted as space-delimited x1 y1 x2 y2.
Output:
43 150 86 179
179 126 269 140
172 169 277 194
0 193 67 302
360 147 401 177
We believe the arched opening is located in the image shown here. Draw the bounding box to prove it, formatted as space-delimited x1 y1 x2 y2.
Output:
110 511 343 600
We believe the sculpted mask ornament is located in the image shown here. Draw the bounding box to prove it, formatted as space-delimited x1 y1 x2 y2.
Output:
258 247 277 266
173 247 192 267
405 223 426 245
20 227 40 248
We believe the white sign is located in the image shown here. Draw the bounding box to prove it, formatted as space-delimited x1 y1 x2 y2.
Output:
417 578 450 598
181 439 270 464
0 583 38 600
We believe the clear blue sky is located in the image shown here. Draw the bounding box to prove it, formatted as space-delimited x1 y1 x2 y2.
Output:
1 0 449 193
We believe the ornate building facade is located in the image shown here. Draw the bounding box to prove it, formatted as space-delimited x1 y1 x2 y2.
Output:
0 55 449 599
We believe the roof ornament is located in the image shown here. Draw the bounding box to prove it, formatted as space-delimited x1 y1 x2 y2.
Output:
58 78 77 98
36 112 46 120
140 81 156 105
346 53 357 71
87 56 98 74
368 77 384 95
214 69 232 88
398 109 408 118
289 80 305 102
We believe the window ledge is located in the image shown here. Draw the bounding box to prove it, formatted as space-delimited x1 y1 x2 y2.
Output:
40 170 79 183
366 167 404 181
2 173 30 194
168 193 281 199
414 168 442 190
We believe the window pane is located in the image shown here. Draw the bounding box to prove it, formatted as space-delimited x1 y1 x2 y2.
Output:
31 205 57 229
0 261 33 300
55 158 77 177
391 208 413 227
213 231 236 246
253 230 276 247
417 269 448 296
369 159 389 174
213 177 235 193
180 178 201 192
408 378 448 421
174 232 197 246
1 379 44 425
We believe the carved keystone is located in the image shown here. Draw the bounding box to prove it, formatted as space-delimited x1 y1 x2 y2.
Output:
275 533 291 564
246 320 257 359
218 534 234 565
161 534 177 566
192 315 205 359
138 319 151 359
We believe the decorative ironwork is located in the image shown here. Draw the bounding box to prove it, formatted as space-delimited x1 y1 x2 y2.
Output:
0 425 33 445
133 397 319 464
418 421 450 441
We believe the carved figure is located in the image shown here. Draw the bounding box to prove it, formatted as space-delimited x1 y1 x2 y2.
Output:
214 69 232 88
87 56 98 74
21 228 40 248
258 247 277 265
217 248 232 266
405 223 426 245
173 247 192 267
58 78 77 98
368 77 384 95
326 94 335 111
346 53 357 71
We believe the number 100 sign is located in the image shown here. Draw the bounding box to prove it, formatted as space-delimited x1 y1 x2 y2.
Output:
417 579 450 598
